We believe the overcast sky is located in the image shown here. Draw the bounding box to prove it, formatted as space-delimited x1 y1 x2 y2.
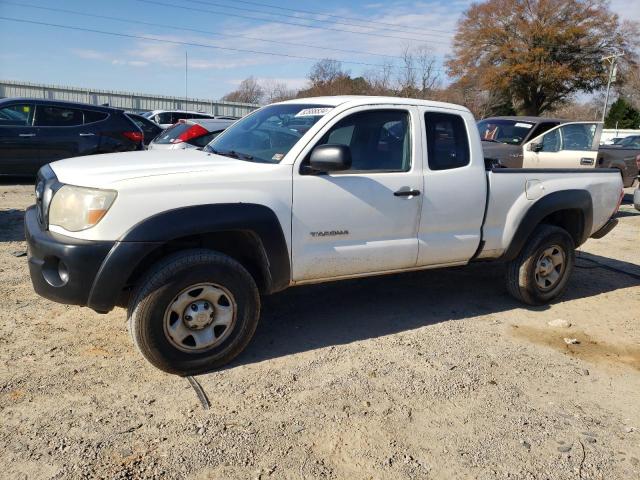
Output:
0 0 636 100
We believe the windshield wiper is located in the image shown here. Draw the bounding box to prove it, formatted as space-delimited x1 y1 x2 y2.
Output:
482 138 504 143
229 150 253 160
207 148 254 160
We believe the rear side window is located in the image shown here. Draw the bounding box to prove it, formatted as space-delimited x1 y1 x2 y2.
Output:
156 112 174 124
83 110 108 124
153 123 191 144
425 112 470 170
0 103 34 126
35 106 84 127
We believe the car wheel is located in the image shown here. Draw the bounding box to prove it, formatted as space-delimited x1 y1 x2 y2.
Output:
128 249 260 376
506 225 575 306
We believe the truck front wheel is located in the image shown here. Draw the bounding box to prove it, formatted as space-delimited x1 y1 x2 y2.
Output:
127 249 260 376
505 225 575 306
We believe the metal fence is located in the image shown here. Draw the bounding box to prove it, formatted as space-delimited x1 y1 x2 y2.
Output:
0 79 259 117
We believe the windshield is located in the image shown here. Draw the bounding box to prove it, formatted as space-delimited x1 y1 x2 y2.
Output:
203 103 332 163
477 119 535 145
618 135 640 148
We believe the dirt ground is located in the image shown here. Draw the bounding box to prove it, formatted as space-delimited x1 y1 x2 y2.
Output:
1 181 639 480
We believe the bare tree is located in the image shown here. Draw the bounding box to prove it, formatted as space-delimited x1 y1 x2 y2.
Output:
364 62 394 95
308 59 345 87
396 45 440 98
221 76 264 104
415 46 440 98
262 79 298 103
396 46 418 97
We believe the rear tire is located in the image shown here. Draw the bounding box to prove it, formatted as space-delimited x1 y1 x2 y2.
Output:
127 249 260 376
506 225 575 306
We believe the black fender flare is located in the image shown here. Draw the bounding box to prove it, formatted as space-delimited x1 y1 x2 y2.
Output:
87 204 290 312
502 190 593 261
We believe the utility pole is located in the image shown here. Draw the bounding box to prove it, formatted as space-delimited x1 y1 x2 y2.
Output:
601 53 624 122
185 51 188 107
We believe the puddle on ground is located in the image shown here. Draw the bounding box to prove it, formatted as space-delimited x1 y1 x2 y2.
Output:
510 325 640 371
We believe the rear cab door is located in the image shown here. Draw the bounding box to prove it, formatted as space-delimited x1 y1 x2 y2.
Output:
416 107 487 266
523 122 602 169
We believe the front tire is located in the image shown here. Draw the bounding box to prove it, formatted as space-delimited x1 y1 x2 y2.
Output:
128 249 260 376
506 225 575 306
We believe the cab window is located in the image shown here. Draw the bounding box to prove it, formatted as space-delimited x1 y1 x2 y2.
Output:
0 103 35 126
425 112 470 170
539 123 597 152
315 109 411 172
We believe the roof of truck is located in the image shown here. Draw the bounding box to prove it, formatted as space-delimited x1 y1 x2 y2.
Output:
481 116 566 123
278 95 471 112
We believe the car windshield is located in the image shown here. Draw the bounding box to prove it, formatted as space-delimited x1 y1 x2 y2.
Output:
618 136 640 148
477 119 535 145
203 103 333 163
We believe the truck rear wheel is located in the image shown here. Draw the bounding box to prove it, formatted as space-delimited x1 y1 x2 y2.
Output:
505 225 575 306
127 249 260 376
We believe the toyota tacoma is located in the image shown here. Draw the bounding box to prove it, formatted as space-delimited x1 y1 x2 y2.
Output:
26 96 624 375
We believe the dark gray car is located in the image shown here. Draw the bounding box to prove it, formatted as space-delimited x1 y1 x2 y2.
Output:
597 135 640 187
478 116 563 167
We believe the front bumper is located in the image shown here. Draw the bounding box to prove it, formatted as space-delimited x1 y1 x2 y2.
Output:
25 206 160 312
25 205 113 308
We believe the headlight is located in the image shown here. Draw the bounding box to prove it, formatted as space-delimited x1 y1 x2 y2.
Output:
49 185 117 232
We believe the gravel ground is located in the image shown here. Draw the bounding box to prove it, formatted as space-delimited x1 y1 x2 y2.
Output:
1 181 639 480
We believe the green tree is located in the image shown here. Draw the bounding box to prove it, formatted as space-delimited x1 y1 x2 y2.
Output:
605 97 640 129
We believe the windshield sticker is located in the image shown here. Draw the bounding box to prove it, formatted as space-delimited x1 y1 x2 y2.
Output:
272 153 285 161
515 122 533 128
295 107 333 117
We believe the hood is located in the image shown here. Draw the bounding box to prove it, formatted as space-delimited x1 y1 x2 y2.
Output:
49 149 268 188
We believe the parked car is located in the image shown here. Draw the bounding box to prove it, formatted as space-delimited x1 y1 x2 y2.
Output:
0 98 143 175
140 110 235 129
148 118 235 150
125 113 163 147
25 96 623 375
478 116 564 167
597 135 640 187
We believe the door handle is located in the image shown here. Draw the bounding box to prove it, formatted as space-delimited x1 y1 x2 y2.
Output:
580 157 594 165
19 133 36 137
394 189 421 197
79 133 95 137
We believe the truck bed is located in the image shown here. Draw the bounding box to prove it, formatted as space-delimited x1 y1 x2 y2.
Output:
477 168 622 260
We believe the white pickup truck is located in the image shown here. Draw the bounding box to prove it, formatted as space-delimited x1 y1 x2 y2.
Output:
26 96 623 375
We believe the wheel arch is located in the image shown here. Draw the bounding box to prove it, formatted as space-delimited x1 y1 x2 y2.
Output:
87 204 290 312
502 190 592 261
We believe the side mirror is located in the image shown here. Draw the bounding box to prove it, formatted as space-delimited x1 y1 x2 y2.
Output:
528 142 543 152
309 144 352 172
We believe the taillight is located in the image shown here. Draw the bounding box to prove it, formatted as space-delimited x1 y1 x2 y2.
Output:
635 154 640 170
175 124 208 143
122 131 144 143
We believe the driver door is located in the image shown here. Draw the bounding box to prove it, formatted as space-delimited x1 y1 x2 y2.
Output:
291 106 423 282
523 122 602 169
